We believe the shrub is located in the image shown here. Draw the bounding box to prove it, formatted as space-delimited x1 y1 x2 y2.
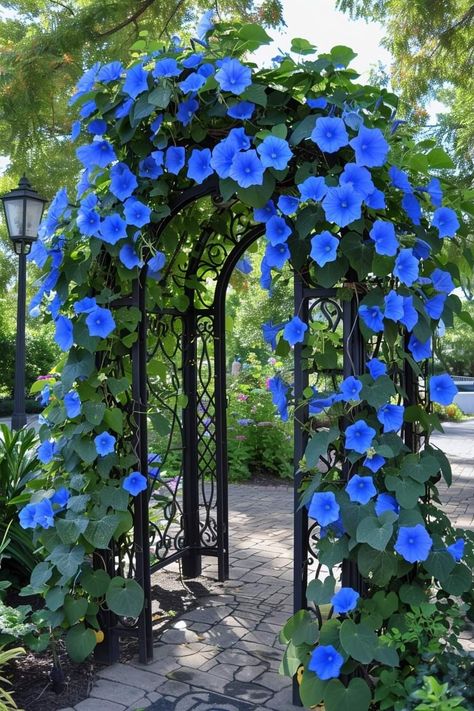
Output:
0 645 24 711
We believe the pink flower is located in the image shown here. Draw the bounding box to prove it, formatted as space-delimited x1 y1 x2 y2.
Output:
235 435 247 441
265 377 271 389
237 393 248 401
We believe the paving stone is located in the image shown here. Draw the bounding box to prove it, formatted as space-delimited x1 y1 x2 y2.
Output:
89 679 146 706
75 700 126 711
255 670 291 692
214 649 264 666
125 700 152 710
160 628 201 644
222 680 273 704
98 663 163 692
182 605 234 624
234 663 267 683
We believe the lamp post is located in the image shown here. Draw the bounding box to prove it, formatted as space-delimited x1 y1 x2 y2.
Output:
1 176 47 430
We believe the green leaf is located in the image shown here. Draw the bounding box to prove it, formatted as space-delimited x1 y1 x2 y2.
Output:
324 678 371 711
372 590 399 619
304 427 339 468
103 407 123 435
80 568 111 597
107 377 130 397
290 115 317 146
48 545 85 579
148 85 172 109
65 624 97 662
279 641 305 677
399 583 427 606
45 586 66 612
373 640 399 667
130 95 155 125
423 550 456 580
237 23 272 48
241 83 267 107
148 412 172 437
83 402 106 426
356 515 393 551
62 351 95 391
438 563 472 595
84 515 121 549
312 257 349 288
427 147 454 170
237 172 275 207
64 596 89 625
56 517 89 544
30 562 53 590
300 671 328 708
426 445 451 486
280 609 313 644
330 45 357 67
340 232 373 280
291 37 317 55
318 536 349 568
358 545 397 586
385 474 424 509
99 485 130 511
73 438 97 464
106 577 144 617
361 375 396 409
340 619 378 664
307 575 336 605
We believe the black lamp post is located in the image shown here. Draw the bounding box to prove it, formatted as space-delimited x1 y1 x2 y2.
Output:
1 176 47 430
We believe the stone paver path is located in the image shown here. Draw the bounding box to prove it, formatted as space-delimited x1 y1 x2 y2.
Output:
61 420 474 711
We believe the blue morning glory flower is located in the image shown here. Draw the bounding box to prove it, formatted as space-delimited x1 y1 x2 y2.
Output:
309 392 337 414
97 61 123 83
431 268 455 294
413 238 431 260
377 403 404 432
266 216 291 245
123 471 148 496
86 307 116 338
79 99 96 119
182 53 203 69
110 162 138 201
64 391 81 418
425 177 443 207
339 163 374 198
38 440 56 464
28 240 49 268
331 587 359 614
257 136 293 170
87 118 107 135
123 63 149 99
345 420 376 453
395 525 432 563
70 120 81 142
350 126 389 167
235 256 252 274
139 154 163 179
311 116 349 153
307 97 327 109
176 97 199 125
198 63 214 79
402 192 421 225
74 296 97 314
346 474 377 504
447 538 464 561
39 385 50 407
369 220 398 256
430 373 458 406
187 148 214 184
77 208 100 237
50 488 70 508
338 376 362 402
268 375 289 421
310 231 339 267
19 503 39 529
384 290 404 321
69 62 100 104
323 185 362 227
124 198 151 227
119 243 143 270
262 321 285 350
215 58 252 94
76 140 116 169
254 201 276 223
148 252 166 273
230 150 264 188
366 358 387 379
115 98 134 119
165 146 186 174
425 294 446 320
54 316 73 351
365 188 386 209
359 305 384 332
153 58 181 78
389 166 412 193
179 72 206 93
227 127 251 151
227 101 255 119
308 645 344 681
363 453 386 473
432 207 460 238
31 499 55 529
150 115 163 135
375 493 399 516
195 9 214 41
342 107 363 130
298 176 327 202
265 242 290 269
401 296 418 331
283 316 308 346
393 249 419 286
210 139 239 179
408 335 432 362
309 492 340 526
278 195 299 215
94 431 116 457
100 214 127 245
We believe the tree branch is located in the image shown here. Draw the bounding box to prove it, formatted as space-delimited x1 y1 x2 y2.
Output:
96 0 157 38
49 0 76 15
158 0 188 39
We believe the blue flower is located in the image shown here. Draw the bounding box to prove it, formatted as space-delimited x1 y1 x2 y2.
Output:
74 296 97 314
31 499 55 529
363 453 386 473
432 207 460 238
110 162 138 201
123 63 149 99
309 492 340 526
76 140 116 169
87 118 107 135
196 9 214 41
148 252 166 273
346 474 377 504
254 201 276 223
310 231 339 267
257 136 292 170
268 375 289 421
395 525 432 563
431 268 455 294
210 139 239 179
179 72 206 94
139 154 163 179
278 195 299 215
28 240 49 268
262 321 284 350
425 294 446 320
342 107 363 130
345 420 376 453
86 307 116 338
311 116 348 153
401 296 418 331
187 148 214 184
124 198 151 227
77 208 100 237
176 97 199 125
227 101 255 119
79 99 96 119
331 587 359 614
408 335 432 362
265 242 290 269
375 493 399 516
393 249 419 286
366 358 386 379
64 391 81 418
389 166 412 193
94 432 116 456
350 126 389 167
236 257 252 274
447 538 464 561
307 97 327 109
339 163 374 198
51 488 70 508
123 471 148 496
182 53 203 69
266 216 291 245
309 392 337 414
97 61 123 83
119 243 143 270
430 374 458 406
384 290 404 321
309 645 344 680
323 185 362 227
153 58 181 78
369 220 398 256
70 62 100 104
413 239 431 260
227 128 251 151
100 214 127 244
38 440 56 464
19 503 38 529
298 176 327 202
230 150 264 188
425 178 443 207
215 58 252 94
338 376 362 402
150 115 163 135
283 316 308 346
39 385 50 407
365 188 386 209
115 98 134 119
377 403 404 432
54 316 73 351
359 305 384 332
402 192 421 225
165 146 186 174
